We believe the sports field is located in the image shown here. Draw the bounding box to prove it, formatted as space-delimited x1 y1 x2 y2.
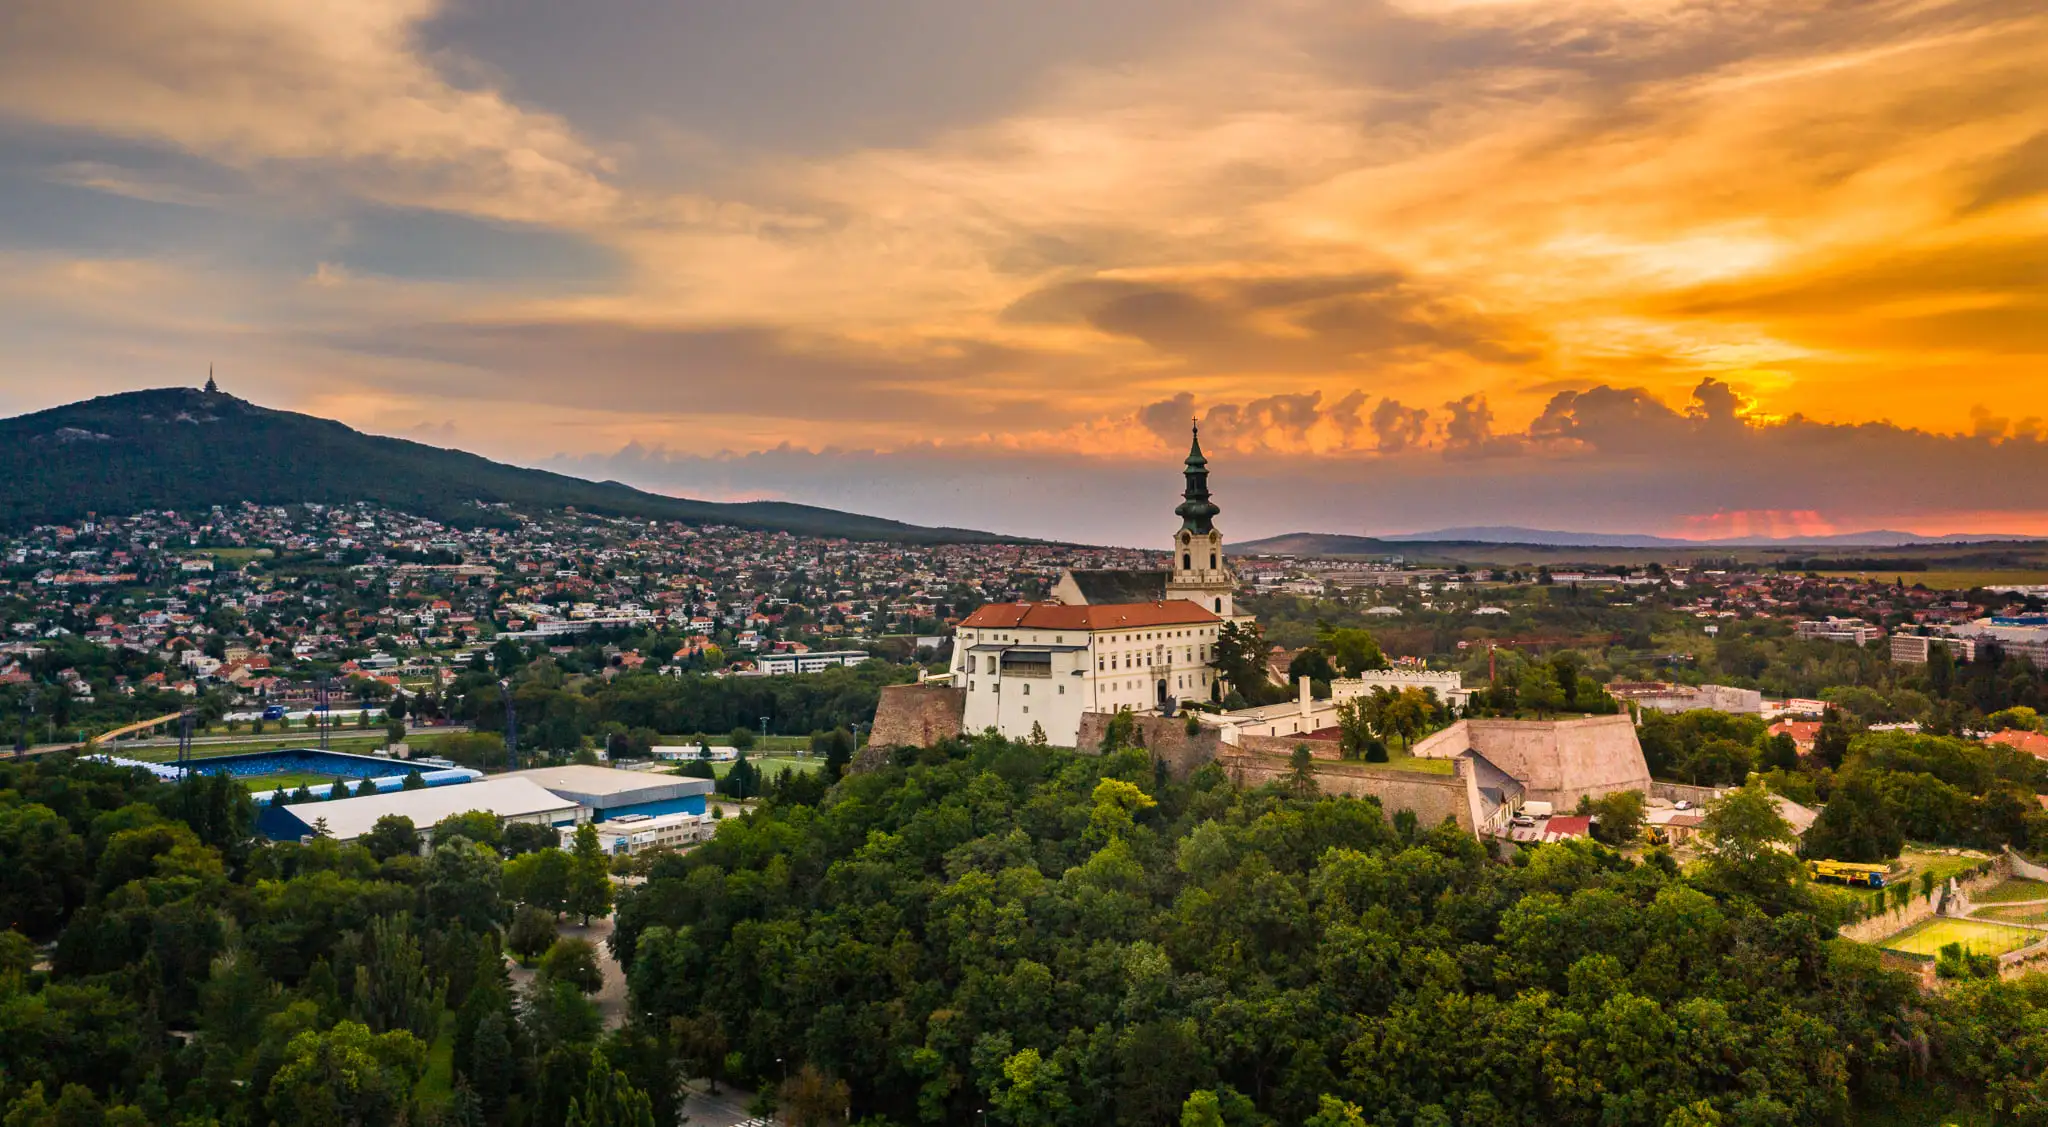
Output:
240 772 339 793
1880 917 2042 957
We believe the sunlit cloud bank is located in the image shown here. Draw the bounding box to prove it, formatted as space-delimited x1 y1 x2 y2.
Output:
0 0 2043 539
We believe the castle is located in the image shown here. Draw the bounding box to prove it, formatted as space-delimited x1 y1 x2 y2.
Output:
947 426 1238 746
866 428 1652 837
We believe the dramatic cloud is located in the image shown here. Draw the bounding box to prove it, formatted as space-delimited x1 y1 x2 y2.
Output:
3 0 2045 538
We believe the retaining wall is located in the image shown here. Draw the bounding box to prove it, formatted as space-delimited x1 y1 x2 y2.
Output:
857 684 966 771
1412 715 1651 808
1213 750 1478 832
1073 712 1225 780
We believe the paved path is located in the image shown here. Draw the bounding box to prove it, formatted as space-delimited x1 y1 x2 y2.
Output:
678 1082 776 1127
505 915 631 1031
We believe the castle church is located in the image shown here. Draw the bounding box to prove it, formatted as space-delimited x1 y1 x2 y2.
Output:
949 427 1243 746
1047 425 1242 620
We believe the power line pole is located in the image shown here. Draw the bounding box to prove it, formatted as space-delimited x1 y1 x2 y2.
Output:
501 679 518 770
176 709 194 774
316 675 332 751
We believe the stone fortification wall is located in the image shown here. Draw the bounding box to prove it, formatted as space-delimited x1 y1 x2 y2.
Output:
1238 732 1343 759
1414 715 1650 809
857 684 966 771
1213 751 1477 831
1073 712 1225 780
1650 781 1728 807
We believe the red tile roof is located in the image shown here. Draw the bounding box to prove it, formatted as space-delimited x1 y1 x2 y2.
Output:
1541 815 1592 840
1986 729 2048 760
958 600 1221 631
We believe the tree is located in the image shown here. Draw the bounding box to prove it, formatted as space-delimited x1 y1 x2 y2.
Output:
729 725 757 751
1517 663 1565 718
1214 621 1285 705
465 1009 516 1117
567 823 615 925
1815 707 1854 769
426 839 505 934
1335 700 1373 760
1758 732 1800 773
990 1048 1070 1127
504 847 574 915
1802 772 1903 863
564 1047 656 1127
1288 647 1338 687
1289 745 1319 799
538 937 605 995
429 810 504 852
349 914 443 1039
1579 790 1646 846
509 904 560 963
777 1063 851 1127
263 1020 427 1127
0 803 86 939
359 815 420 862
1320 627 1388 677
1697 785 1801 898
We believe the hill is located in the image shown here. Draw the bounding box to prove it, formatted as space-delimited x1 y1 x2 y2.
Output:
0 387 1004 542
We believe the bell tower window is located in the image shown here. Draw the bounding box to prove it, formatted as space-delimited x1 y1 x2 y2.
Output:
1182 553 1191 570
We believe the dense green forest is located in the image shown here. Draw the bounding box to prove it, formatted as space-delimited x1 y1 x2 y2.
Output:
19 724 2048 1123
612 731 2048 1126
0 754 691 1126
0 388 999 541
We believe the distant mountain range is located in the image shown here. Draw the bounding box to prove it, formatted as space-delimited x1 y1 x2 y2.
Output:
1235 526 2047 554
0 387 1004 543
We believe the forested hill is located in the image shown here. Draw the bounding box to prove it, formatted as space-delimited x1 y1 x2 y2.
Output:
0 387 1004 542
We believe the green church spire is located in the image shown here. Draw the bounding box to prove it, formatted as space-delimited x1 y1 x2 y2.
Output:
1174 424 1219 534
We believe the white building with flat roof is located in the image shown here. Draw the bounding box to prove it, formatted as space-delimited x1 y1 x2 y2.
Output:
755 649 870 675
267 776 586 844
573 810 712 856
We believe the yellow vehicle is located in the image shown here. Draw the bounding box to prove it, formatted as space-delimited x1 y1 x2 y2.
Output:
1807 859 1889 888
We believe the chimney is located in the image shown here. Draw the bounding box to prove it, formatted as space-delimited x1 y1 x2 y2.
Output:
1298 675 1312 719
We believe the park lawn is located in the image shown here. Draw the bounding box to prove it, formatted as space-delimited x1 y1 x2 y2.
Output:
416 1011 457 1111
1880 917 2041 958
1376 749 1457 775
1899 847 1992 888
716 755 822 778
1975 904 2048 925
1968 877 2048 904
1818 569 2048 591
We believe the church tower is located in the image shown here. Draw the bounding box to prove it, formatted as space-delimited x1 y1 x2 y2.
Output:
1165 425 1236 617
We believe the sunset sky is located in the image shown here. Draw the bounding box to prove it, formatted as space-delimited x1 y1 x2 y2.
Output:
1 0 2044 544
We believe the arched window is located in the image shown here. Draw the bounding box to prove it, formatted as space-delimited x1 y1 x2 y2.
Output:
1214 597 1222 612
1209 553 1217 569
1182 553 1191 569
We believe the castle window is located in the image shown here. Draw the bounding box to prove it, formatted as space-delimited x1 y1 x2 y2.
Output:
1210 553 1217 569
1214 598 1222 612
1182 553 1191 569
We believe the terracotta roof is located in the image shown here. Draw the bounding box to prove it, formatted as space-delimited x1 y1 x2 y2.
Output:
1986 729 2048 760
1541 815 1592 840
958 600 1221 631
